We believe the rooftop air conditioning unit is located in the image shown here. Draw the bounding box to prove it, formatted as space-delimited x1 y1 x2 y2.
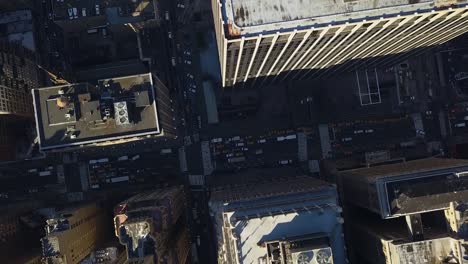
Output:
114 101 130 125
291 247 333 264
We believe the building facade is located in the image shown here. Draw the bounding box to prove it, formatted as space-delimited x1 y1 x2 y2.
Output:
0 84 32 115
0 42 43 160
212 0 468 87
41 203 108 264
209 168 347 264
113 186 190 264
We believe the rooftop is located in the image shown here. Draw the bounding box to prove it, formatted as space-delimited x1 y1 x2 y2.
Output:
343 158 468 179
0 10 35 51
33 73 162 150
210 167 335 203
52 0 155 23
220 0 466 37
341 158 468 217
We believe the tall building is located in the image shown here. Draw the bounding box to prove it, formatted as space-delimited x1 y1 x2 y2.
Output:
212 0 468 87
41 202 108 264
209 167 347 264
0 42 44 160
0 200 44 262
338 158 468 264
113 186 190 264
32 73 176 151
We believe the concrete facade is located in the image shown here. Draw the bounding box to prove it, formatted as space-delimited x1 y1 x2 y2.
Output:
212 0 468 87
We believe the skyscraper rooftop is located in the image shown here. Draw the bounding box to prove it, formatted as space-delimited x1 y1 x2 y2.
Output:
220 0 462 37
32 73 173 150
209 167 347 264
340 158 468 218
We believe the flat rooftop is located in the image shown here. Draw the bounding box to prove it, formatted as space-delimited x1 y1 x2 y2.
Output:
344 158 468 179
342 158 468 217
52 0 155 22
210 167 335 203
220 0 466 37
33 73 161 150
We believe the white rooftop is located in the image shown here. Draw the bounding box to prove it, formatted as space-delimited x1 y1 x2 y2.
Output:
221 0 466 37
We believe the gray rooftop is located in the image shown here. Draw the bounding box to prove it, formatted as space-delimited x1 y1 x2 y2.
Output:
221 0 467 37
33 73 162 150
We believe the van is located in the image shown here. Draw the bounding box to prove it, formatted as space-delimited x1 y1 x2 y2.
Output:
455 122 466 128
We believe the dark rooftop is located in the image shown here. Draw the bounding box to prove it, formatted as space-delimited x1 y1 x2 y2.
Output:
52 0 155 22
210 167 334 203
342 158 468 180
33 73 162 150
341 158 468 217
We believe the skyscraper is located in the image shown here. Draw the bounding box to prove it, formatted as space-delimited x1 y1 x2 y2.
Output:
338 158 468 263
0 42 44 160
212 0 468 87
0 84 32 160
209 167 347 264
113 186 190 264
41 203 108 264
32 73 176 151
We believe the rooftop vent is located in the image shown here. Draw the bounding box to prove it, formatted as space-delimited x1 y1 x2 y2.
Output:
114 101 130 126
